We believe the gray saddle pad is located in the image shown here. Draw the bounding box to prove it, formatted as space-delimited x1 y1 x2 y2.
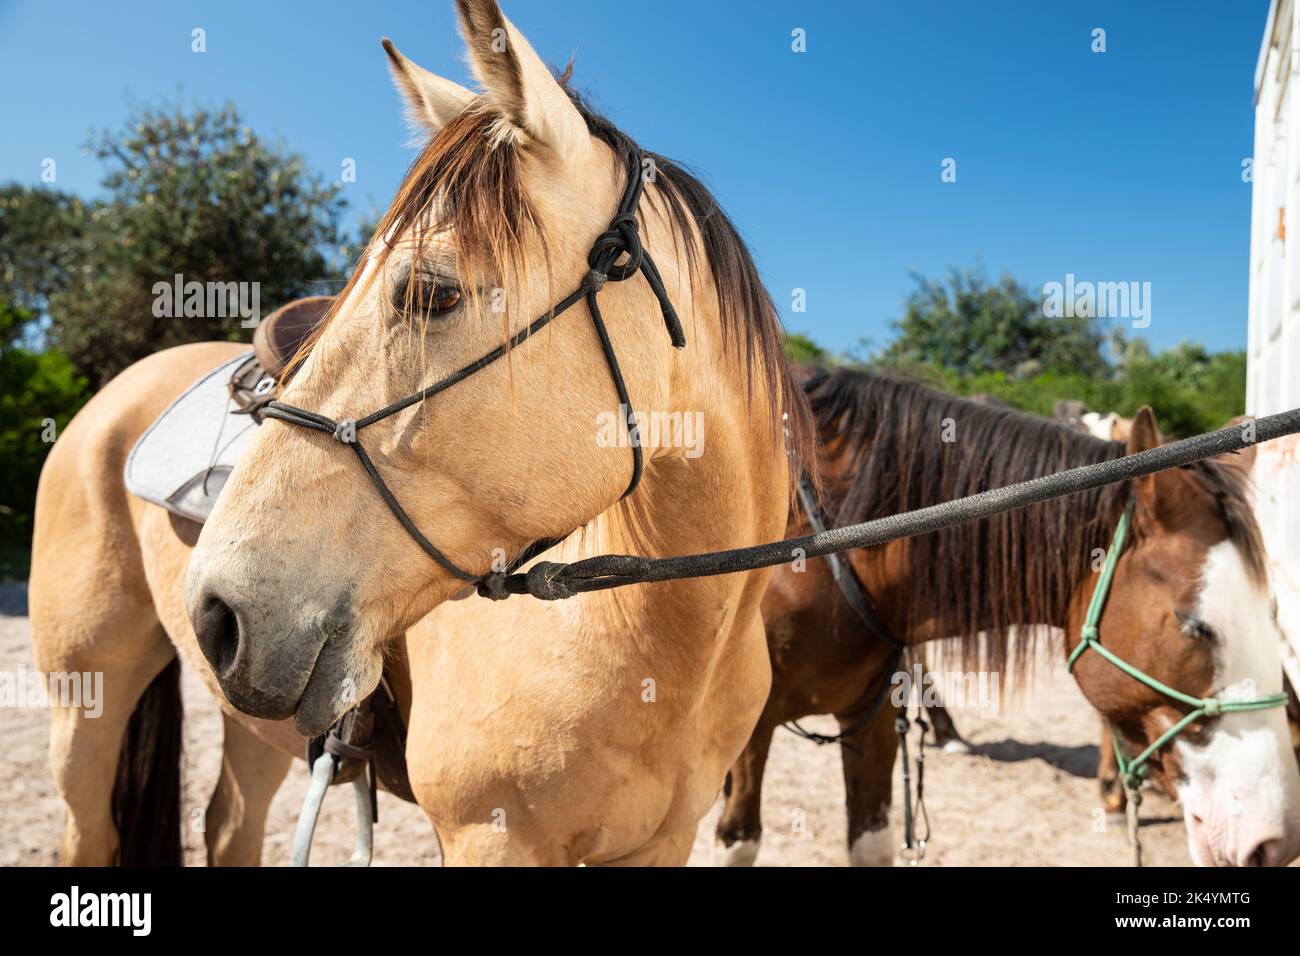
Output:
124 351 265 522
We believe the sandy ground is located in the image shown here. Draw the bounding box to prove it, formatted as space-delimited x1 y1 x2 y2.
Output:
0 582 1193 867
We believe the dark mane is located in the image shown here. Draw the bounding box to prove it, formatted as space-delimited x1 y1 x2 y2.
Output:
806 366 1263 676
571 95 815 471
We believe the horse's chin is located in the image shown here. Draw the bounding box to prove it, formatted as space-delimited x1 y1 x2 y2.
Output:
293 690 343 738
291 635 382 738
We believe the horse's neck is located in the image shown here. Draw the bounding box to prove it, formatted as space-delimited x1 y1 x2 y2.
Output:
578 337 788 660
866 496 1088 649
553 197 791 659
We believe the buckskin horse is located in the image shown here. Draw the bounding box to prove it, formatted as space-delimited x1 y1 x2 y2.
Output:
30 0 815 865
715 368 1300 867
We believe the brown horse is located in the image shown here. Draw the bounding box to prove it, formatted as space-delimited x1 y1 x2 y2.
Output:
716 368 1300 867
32 0 815 865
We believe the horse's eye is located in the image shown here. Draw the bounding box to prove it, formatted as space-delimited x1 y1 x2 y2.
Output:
423 283 462 315
1176 611 1217 643
394 273 462 318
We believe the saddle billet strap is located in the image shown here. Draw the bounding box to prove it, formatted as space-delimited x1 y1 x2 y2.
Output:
307 678 417 809
262 149 684 596
795 476 902 652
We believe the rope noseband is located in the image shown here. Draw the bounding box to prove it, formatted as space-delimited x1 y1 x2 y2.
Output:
263 151 684 597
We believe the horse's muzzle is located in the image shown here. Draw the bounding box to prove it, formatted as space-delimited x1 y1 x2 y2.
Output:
188 579 348 732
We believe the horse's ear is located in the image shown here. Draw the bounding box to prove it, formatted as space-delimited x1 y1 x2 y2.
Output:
454 0 590 158
1127 406 1179 517
1126 406 1161 455
382 38 476 138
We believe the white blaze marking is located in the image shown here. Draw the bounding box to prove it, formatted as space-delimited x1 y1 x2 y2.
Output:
1173 540 1300 866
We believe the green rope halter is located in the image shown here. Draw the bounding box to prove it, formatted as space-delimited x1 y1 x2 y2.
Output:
1066 498 1288 790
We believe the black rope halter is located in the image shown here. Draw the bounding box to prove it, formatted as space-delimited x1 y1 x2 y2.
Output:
263 150 685 598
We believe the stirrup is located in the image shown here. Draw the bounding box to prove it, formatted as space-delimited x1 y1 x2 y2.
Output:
291 752 374 867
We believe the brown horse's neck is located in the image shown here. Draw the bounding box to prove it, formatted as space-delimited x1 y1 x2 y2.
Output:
859 494 1117 645
812 368 1130 676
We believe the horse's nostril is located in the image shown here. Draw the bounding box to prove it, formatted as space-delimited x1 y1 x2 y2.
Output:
195 589 241 678
1243 838 1282 868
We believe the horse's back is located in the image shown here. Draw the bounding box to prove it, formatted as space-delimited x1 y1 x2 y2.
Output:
30 342 247 664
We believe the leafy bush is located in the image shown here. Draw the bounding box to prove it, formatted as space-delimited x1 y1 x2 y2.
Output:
0 304 88 554
855 270 1247 437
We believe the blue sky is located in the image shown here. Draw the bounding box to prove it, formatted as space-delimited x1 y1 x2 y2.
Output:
0 0 1271 356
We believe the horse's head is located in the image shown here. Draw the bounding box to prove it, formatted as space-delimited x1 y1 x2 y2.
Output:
187 1 698 734
1071 406 1300 866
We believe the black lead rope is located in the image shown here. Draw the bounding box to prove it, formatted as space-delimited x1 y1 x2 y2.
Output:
794 477 899 651
264 146 1300 603
495 409 1300 600
263 150 685 595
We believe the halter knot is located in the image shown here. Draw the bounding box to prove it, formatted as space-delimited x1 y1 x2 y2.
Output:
588 213 644 281
476 571 511 602
1122 770 1146 795
1080 624 1099 642
1201 698 1223 718
265 150 683 597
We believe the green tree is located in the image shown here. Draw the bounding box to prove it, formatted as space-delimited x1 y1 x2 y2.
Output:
879 267 1108 378
0 185 93 329
787 263 1248 439
784 331 830 365
46 102 350 387
0 303 87 561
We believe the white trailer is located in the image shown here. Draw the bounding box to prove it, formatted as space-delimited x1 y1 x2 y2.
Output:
1248 0 1300 690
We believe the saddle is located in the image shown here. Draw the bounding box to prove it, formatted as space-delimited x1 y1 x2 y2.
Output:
228 296 333 419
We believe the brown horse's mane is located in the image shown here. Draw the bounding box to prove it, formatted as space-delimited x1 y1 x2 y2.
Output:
806 366 1264 678
293 83 815 475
